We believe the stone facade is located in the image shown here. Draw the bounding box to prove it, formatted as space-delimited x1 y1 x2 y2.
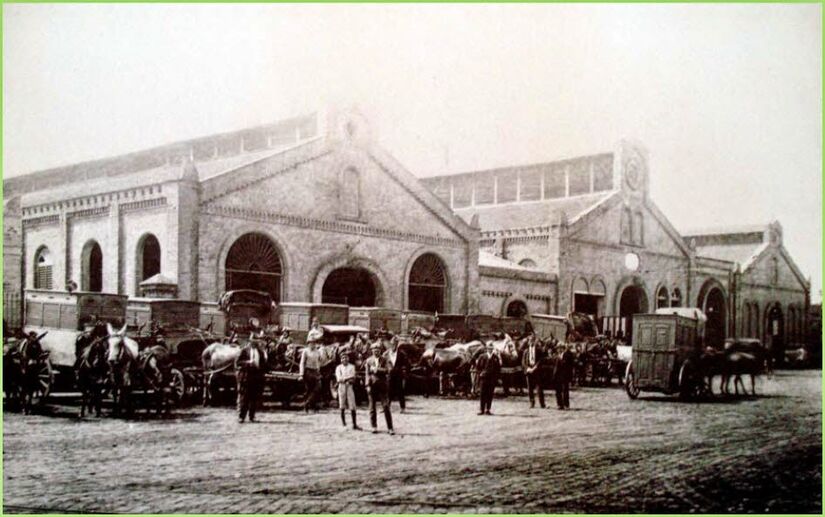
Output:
7 110 479 317
424 140 811 349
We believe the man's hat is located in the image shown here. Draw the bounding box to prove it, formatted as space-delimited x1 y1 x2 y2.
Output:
370 342 383 351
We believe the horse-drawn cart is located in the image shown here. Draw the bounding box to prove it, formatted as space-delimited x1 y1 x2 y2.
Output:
23 290 128 394
624 312 708 400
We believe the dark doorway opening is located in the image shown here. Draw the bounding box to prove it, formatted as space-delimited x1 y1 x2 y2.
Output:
574 293 601 319
704 287 727 348
619 285 648 342
765 304 785 366
506 300 528 318
322 268 377 307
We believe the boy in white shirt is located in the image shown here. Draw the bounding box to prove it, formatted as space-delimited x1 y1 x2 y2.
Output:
335 352 360 430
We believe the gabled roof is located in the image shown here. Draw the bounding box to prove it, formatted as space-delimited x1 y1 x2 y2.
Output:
453 191 614 233
681 224 766 237
696 242 767 266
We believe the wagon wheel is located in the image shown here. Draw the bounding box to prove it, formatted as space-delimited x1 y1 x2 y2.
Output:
30 358 54 406
624 361 639 400
169 368 186 405
677 361 701 401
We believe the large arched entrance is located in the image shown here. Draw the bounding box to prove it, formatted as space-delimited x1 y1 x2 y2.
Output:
765 303 784 365
703 287 727 347
408 253 447 313
224 233 283 302
81 240 103 292
618 284 648 341
322 267 378 307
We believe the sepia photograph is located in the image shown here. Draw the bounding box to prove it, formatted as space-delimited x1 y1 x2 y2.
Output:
2 3 821 514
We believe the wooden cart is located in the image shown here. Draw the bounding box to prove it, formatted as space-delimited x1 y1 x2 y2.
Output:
624 313 707 400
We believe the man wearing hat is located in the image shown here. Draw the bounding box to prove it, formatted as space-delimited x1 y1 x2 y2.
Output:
522 333 546 409
364 341 394 434
299 335 323 413
384 335 408 413
554 344 576 410
235 334 266 423
474 341 501 415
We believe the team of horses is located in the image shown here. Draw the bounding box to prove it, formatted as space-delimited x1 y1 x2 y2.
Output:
4 320 775 417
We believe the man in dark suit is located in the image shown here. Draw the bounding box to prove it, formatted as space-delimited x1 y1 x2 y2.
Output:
554 344 575 410
475 342 501 415
385 336 408 413
235 337 265 423
522 334 546 408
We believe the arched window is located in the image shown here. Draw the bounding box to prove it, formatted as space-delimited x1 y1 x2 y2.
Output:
518 258 537 269
136 234 161 290
34 247 53 290
225 233 283 302
408 253 447 313
81 240 103 292
656 286 669 309
670 288 682 308
339 167 360 219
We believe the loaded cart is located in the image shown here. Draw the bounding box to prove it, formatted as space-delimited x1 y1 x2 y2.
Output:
624 311 709 400
23 289 128 399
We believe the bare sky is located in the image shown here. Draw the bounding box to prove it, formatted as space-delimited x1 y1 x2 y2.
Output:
3 4 822 300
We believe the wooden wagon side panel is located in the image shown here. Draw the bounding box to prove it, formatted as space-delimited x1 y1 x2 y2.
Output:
632 317 677 392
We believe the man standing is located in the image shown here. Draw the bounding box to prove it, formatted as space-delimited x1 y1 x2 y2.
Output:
475 342 501 415
554 344 575 410
335 352 360 430
522 334 546 408
384 336 407 413
364 342 394 435
235 336 265 423
299 336 323 413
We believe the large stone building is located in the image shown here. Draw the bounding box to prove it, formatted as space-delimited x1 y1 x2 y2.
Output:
3 111 811 353
4 110 480 321
422 141 811 350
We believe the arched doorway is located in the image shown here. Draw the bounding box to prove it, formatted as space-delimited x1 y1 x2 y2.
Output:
765 304 784 365
224 233 283 302
618 284 648 341
408 253 447 313
81 240 103 292
506 300 528 318
702 286 727 348
322 267 377 307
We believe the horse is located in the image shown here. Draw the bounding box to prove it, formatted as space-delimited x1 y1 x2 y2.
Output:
721 352 763 396
418 341 483 396
487 335 523 396
137 345 176 416
105 323 140 417
15 332 49 414
201 341 241 406
75 336 109 418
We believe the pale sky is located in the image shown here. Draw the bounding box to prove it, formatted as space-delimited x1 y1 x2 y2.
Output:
3 4 822 300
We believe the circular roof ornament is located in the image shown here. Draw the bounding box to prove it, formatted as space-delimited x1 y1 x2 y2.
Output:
624 252 640 272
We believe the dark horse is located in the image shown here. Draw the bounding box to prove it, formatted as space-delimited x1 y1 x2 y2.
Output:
75 335 109 418
137 345 176 416
16 332 49 414
105 323 140 417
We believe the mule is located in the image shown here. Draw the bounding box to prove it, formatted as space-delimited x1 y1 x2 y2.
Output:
418 341 482 396
16 332 49 414
106 323 140 417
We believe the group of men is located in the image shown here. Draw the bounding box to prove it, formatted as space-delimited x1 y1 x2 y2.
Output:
472 336 576 415
232 320 579 430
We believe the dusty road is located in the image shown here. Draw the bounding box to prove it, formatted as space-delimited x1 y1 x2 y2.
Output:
3 369 821 513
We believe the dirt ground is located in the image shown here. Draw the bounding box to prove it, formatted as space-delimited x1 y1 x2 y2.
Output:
3 369 821 513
